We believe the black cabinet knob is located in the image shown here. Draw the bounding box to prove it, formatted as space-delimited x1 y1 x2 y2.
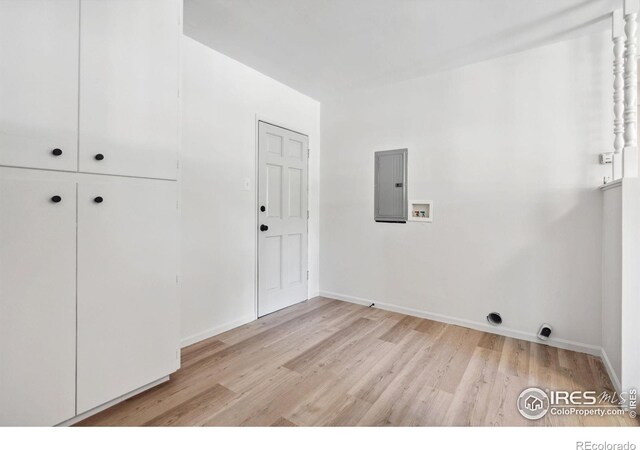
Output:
260 224 268 232
51 148 63 156
51 195 62 203
95 153 104 161
93 196 103 203
260 205 266 212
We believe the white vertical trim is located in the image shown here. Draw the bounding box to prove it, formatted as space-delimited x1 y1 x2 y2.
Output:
254 115 260 322
175 0 184 368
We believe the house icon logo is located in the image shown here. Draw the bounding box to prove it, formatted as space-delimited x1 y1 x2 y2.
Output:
525 395 543 411
517 388 550 420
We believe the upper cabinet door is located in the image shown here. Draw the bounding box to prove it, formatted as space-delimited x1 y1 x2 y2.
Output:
0 0 79 172
79 0 180 180
0 174 77 426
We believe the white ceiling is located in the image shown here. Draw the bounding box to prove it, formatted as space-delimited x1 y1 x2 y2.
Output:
184 0 617 100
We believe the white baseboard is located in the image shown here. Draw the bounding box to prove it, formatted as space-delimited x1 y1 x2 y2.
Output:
319 290 602 357
180 314 256 348
600 348 622 393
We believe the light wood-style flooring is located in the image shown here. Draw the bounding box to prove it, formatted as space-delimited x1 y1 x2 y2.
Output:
77 297 638 426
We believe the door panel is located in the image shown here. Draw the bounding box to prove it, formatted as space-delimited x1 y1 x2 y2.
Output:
79 0 180 180
77 177 178 413
267 164 283 217
286 233 302 284
258 122 308 317
0 0 79 171
264 236 282 291
0 176 76 426
288 168 302 217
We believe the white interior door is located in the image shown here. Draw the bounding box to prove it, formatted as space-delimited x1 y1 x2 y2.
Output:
258 122 308 317
77 177 179 414
0 174 76 426
0 0 79 171
78 0 180 180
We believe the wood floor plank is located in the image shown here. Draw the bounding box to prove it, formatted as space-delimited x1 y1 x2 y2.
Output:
349 331 429 404
283 317 375 373
76 297 636 427
285 327 395 425
419 325 484 394
201 366 305 426
413 318 446 335
271 417 297 427
355 329 448 426
477 333 505 352
218 325 338 394
529 343 563 427
498 337 530 378
180 339 227 369
442 346 502 425
182 301 351 381
318 396 374 426
483 372 530 426
587 356 615 393
216 298 342 345
395 386 453 426
143 384 238 426
378 315 423 343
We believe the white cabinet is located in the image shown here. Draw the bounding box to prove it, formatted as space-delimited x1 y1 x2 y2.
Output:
0 0 180 180
0 0 181 425
77 177 179 413
0 170 178 425
0 0 79 172
0 174 77 426
78 0 180 180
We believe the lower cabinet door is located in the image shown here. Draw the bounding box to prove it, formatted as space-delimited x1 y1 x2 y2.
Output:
77 177 179 414
0 176 76 426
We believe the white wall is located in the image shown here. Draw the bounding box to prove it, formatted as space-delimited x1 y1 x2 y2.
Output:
620 179 640 393
602 184 622 386
602 178 640 393
320 32 611 351
180 36 320 346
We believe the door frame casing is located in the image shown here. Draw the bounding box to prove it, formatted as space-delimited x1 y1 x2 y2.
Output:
254 115 310 319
